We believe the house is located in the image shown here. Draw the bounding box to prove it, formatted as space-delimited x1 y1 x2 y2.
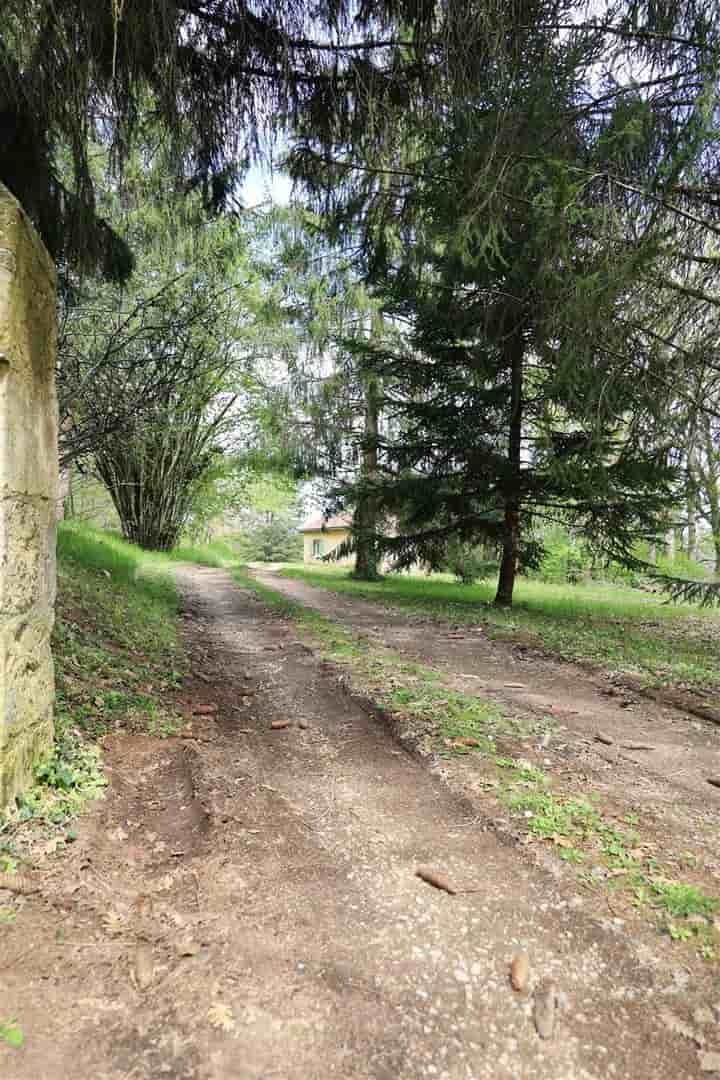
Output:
299 512 354 564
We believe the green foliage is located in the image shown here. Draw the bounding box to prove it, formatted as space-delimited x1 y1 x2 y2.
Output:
443 540 498 586
0 1020 24 1049
52 523 184 746
651 882 718 920
531 534 590 585
232 520 303 563
169 540 239 568
15 727 108 826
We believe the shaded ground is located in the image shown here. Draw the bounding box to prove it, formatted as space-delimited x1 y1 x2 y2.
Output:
1 565 719 1078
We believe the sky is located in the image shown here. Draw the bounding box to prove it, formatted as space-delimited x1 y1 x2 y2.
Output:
241 162 292 209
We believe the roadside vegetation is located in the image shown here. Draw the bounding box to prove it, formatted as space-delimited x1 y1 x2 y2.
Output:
237 566 720 961
0 525 230 871
278 563 720 691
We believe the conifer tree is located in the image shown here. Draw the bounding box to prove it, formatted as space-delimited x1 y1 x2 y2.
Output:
290 2 720 605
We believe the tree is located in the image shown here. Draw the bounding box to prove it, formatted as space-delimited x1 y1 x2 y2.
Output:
293 24 720 602
0 0 444 278
255 208 392 579
62 195 273 549
287 1 720 605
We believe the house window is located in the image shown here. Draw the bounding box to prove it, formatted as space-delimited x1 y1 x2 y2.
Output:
312 539 323 557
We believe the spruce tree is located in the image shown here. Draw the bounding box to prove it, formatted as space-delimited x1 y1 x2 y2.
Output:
293 4 720 605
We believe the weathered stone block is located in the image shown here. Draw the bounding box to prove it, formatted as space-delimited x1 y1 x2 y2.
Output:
0 184 57 808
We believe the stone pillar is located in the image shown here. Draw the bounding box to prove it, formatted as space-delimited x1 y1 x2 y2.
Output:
0 184 58 808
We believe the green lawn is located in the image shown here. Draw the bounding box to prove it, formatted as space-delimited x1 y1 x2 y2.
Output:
278 563 720 690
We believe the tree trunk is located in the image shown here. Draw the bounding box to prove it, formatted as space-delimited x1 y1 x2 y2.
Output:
703 438 720 577
352 375 382 581
686 458 699 561
494 332 523 608
673 524 684 558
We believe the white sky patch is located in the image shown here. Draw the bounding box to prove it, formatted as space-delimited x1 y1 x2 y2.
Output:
241 162 292 208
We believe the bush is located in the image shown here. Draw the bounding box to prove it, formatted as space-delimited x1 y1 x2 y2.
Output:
443 540 498 585
232 519 303 563
534 538 591 584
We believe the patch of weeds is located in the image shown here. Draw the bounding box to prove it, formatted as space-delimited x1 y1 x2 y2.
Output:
2 722 108 841
502 776 720 959
0 1020 23 1048
0 908 16 924
147 715 182 739
558 846 585 864
651 881 718 920
668 923 695 943
495 757 548 785
505 789 601 839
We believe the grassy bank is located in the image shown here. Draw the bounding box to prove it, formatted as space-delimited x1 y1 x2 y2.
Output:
54 524 186 743
1 525 234 863
278 564 720 690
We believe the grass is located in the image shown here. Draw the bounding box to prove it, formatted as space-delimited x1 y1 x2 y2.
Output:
238 565 720 961
1 523 230 861
54 524 185 739
168 538 239 568
0 1020 24 1049
278 563 720 690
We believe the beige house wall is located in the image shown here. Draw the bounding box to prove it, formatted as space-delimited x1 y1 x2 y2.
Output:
302 528 354 565
0 184 58 808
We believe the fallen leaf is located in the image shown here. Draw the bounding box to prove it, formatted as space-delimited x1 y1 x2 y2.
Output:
270 719 291 730
207 1002 236 1032
415 866 457 895
133 945 154 990
0 872 38 898
510 951 530 992
193 703 218 716
176 939 201 957
103 909 126 935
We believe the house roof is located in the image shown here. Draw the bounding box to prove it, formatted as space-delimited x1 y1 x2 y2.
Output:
300 512 353 533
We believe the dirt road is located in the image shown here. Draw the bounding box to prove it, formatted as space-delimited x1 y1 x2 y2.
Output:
1 565 718 1078
252 567 720 858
